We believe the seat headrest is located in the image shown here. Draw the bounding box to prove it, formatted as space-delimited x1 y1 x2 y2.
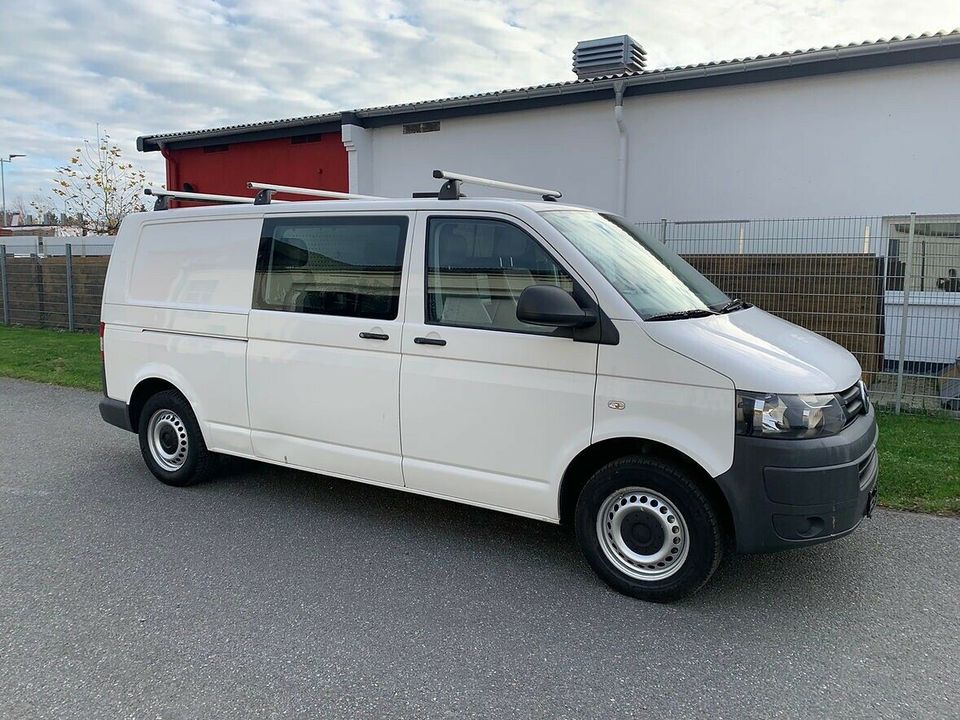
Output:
271 236 309 268
494 226 529 258
435 223 470 267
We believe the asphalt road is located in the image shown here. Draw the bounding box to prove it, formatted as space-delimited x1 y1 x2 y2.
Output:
1 377 958 719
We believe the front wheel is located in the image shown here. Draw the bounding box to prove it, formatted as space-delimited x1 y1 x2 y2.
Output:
138 389 217 487
575 456 723 602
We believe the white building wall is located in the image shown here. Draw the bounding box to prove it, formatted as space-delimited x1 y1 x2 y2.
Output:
364 59 960 222
368 101 619 209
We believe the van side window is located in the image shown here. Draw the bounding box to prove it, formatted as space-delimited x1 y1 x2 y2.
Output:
426 217 574 333
254 216 408 320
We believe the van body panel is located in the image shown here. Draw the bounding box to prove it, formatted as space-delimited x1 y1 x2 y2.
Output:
246 311 404 486
100 303 248 338
400 337 596 518
593 376 735 478
599 320 734 389
595 321 736 478
100 214 260 454
105 325 252 454
641 307 862 394
248 428 402 485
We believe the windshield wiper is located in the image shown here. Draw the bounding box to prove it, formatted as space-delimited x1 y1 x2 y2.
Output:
645 308 717 322
714 297 751 314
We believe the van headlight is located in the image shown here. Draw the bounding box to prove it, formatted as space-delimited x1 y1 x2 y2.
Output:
735 391 847 439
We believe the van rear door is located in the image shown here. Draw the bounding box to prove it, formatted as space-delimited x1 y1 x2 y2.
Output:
246 213 412 486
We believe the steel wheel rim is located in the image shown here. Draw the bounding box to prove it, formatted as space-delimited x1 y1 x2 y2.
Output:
147 409 188 472
596 486 690 581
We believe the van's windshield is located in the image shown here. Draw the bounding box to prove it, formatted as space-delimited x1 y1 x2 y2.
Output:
541 210 730 320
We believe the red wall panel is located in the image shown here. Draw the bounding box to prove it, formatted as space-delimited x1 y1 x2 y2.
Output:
163 134 348 201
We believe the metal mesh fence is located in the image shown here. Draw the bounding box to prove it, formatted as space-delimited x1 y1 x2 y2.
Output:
637 214 960 416
2 218 959 416
0 241 113 332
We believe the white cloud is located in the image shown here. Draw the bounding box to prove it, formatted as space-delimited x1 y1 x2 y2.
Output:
1 0 958 205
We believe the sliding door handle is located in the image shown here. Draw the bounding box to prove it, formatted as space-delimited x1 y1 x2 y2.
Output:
359 332 389 341
414 336 447 346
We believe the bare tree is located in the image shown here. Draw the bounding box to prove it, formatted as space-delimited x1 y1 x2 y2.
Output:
51 129 149 235
11 195 30 225
29 194 61 225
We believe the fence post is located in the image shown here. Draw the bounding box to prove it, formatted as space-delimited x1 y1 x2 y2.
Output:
659 218 667 244
65 243 75 331
30 253 45 328
0 245 8 325
894 211 917 414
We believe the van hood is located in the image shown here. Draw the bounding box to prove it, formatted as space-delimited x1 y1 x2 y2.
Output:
640 307 862 394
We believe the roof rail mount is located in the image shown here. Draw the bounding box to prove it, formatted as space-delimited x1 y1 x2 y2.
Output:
432 170 562 201
247 182 383 202
144 188 256 211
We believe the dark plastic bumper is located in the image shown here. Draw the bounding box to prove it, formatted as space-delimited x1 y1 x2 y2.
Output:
99 396 134 433
715 405 878 554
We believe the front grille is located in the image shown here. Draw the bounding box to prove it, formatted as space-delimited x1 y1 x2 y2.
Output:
858 447 879 490
838 382 868 422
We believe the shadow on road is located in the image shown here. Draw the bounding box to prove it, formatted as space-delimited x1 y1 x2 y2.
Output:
175 453 885 615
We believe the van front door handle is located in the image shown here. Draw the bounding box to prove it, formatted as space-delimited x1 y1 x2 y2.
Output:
359 332 389 340
414 336 447 346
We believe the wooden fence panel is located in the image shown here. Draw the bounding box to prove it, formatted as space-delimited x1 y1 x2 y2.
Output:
682 253 885 378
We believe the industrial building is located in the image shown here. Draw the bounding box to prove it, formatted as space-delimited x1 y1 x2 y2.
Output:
138 31 960 220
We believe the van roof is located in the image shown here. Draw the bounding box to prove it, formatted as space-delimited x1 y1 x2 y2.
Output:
134 196 595 220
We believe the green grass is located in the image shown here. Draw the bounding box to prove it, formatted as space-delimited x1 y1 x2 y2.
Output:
0 325 101 391
875 413 960 514
0 325 957 513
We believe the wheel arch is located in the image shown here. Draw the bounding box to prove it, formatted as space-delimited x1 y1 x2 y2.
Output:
128 377 190 433
558 437 735 545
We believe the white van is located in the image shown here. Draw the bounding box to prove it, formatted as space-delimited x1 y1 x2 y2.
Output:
99 176 878 602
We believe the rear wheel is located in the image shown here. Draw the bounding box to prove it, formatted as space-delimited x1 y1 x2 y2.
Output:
575 455 723 602
138 389 216 487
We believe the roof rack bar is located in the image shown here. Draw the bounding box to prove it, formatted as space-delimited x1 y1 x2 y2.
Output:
145 188 256 211
247 182 383 200
432 170 562 201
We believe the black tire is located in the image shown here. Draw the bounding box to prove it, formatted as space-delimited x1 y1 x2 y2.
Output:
574 455 724 603
137 389 217 487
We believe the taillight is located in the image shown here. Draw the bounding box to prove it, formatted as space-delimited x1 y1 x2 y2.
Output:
99 321 105 361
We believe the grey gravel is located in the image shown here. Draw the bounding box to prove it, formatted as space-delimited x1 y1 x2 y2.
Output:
1 377 958 719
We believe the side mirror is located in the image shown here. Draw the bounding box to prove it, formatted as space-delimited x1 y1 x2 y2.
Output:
516 285 597 328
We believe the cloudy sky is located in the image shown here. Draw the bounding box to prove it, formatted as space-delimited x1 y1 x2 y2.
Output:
1 0 958 206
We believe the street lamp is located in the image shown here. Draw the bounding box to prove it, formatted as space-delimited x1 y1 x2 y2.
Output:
0 154 26 228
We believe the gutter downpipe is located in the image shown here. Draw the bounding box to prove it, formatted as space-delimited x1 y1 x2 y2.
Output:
158 143 180 208
158 142 180 191
613 80 628 217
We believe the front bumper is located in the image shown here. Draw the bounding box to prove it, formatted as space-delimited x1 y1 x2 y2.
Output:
715 405 878 554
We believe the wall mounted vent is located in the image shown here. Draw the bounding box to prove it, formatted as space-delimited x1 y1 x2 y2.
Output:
403 121 441 135
573 35 646 79
291 133 324 144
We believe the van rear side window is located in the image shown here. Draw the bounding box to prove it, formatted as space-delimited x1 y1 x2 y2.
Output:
253 216 408 320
